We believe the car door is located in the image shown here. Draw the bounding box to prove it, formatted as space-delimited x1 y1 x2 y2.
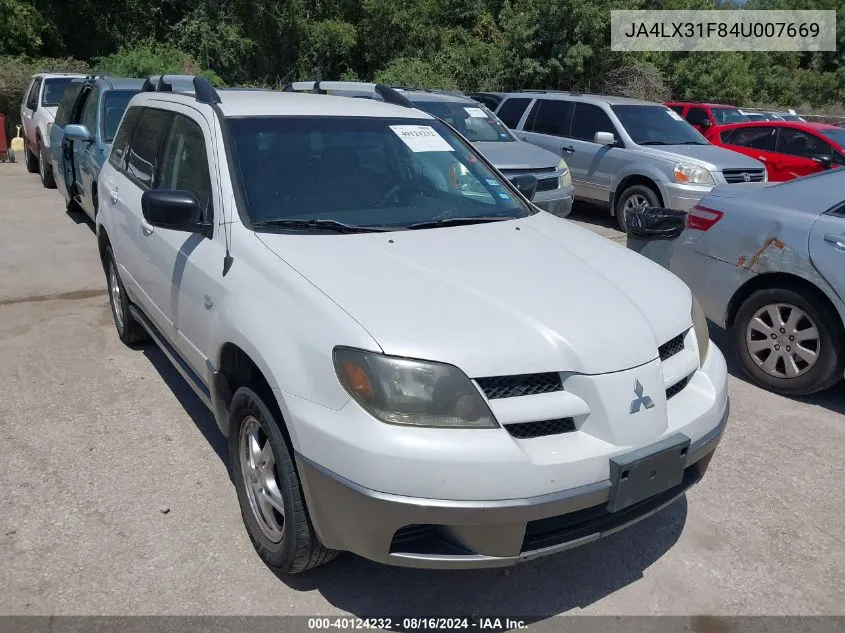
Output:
21 78 41 145
719 125 785 180
808 200 845 304
775 127 837 180
136 107 224 376
516 98 579 187
75 85 101 218
566 102 622 202
52 81 86 201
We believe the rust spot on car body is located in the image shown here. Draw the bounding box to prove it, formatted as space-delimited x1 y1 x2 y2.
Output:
742 237 786 271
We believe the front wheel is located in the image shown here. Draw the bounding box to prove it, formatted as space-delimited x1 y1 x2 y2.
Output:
615 184 660 231
39 143 56 189
732 288 843 396
230 386 338 574
104 246 149 345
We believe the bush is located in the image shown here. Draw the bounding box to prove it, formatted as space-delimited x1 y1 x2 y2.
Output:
373 58 458 90
0 55 89 141
94 42 221 86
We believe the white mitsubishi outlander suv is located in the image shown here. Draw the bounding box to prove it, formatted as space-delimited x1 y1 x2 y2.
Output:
96 76 729 574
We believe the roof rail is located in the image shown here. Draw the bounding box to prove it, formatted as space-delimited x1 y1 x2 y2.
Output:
517 89 581 96
140 74 220 104
193 76 222 104
282 80 414 108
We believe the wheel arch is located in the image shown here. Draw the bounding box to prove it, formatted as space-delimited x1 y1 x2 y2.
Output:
612 174 665 216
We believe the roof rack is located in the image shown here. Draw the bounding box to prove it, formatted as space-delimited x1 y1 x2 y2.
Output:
140 74 221 105
282 80 414 108
518 89 582 96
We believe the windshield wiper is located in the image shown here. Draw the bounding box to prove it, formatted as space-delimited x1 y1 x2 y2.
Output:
638 141 669 145
251 219 392 233
406 216 516 230
677 141 708 145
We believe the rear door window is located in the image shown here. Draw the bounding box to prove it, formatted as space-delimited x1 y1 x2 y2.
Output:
109 106 142 170
525 99 574 137
496 98 531 128
126 108 173 188
569 103 616 142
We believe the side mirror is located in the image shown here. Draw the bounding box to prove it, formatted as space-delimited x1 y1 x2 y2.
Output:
510 174 538 201
812 155 832 169
141 190 206 232
64 124 92 143
594 131 617 146
698 119 712 128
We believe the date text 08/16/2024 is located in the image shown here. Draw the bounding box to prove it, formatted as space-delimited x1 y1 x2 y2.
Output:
307 618 528 631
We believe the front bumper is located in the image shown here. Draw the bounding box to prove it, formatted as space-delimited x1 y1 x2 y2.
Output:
660 182 714 212
533 184 574 218
297 401 727 569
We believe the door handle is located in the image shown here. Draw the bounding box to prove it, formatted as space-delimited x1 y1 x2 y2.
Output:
141 222 154 237
562 145 575 154
823 233 845 249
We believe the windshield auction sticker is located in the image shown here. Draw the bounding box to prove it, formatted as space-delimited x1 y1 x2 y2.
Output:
390 125 454 152
464 107 488 118
611 10 836 51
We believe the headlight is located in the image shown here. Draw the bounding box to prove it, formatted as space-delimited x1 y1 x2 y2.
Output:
333 348 498 428
691 295 710 365
674 163 714 185
558 159 571 188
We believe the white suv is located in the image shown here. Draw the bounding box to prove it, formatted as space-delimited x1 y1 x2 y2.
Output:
96 76 729 574
20 72 86 188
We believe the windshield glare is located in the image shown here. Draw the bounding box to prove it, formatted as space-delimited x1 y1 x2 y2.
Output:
712 107 749 124
102 90 139 142
409 100 513 142
228 116 531 231
820 128 845 148
612 105 708 145
42 78 75 107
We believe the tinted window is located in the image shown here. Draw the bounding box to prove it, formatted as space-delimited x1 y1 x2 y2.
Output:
54 82 84 127
109 106 142 170
570 103 617 142
776 128 831 159
26 79 42 109
669 105 685 114
711 107 749 124
41 78 75 107
526 99 573 137
496 98 531 128
722 126 777 151
229 116 532 229
409 100 513 142
158 115 213 221
613 105 706 145
126 109 172 187
80 87 100 134
685 107 710 126
102 91 140 142
819 127 845 149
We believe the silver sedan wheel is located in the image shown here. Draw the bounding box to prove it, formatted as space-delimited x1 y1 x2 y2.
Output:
745 303 820 379
239 416 285 543
108 261 124 332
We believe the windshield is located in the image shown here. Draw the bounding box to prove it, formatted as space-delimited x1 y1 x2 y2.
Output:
611 105 708 145
102 90 140 142
41 78 75 107
712 107 749 124
779 114 802 121
228 116 532 231
820 127 845 148
407 100 513 142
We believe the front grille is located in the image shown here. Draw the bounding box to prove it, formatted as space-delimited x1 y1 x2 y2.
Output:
722 168 765 183
535 177 560 192
505 418 575 439
658 333 685 361
476 372 563 399
500 167 557 176
666 374 693 400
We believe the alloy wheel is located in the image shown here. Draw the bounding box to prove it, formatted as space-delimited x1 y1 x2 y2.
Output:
239 416 286 543
108 260 124 332
745 303 820 379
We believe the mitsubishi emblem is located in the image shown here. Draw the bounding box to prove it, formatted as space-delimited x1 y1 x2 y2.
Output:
629 380 655 414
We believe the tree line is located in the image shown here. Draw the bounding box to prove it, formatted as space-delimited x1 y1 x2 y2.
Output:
1 0 843 137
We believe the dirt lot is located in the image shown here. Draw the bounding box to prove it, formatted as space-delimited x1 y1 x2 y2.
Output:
1 160 843 619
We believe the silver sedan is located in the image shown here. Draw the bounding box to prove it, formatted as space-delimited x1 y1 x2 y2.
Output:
669 169 845 396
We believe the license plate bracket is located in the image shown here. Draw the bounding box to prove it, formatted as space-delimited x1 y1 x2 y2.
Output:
608 434 690 513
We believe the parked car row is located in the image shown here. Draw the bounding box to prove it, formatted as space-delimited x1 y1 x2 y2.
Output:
20 73 730 577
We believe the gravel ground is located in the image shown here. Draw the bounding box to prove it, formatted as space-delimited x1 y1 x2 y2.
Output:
1 160 843 620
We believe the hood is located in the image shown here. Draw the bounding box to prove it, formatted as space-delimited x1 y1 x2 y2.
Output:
473 140 561 171
255 213 692 378
644 144 764 170
42 107 57 120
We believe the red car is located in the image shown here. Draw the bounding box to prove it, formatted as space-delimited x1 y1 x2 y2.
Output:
664 101 750 138
710 121 845 181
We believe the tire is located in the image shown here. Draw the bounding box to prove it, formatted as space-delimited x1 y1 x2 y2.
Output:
615 184 660 231
229 386 338 574
104 246 149 345
732 287 843 396
39 142 56 189
25 142 38 173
